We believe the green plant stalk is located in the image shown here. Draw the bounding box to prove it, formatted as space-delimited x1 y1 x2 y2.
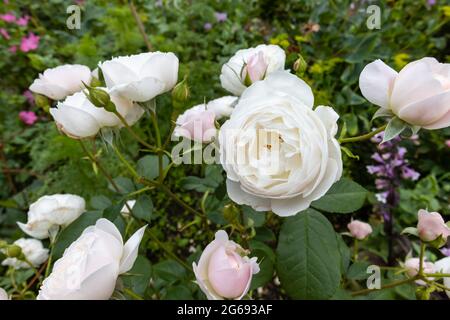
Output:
353 239 358 262
113 111 155 150
339 124 387 144
150 110 164 182
128 0 153 52
351 276 417 296
418 242 426 275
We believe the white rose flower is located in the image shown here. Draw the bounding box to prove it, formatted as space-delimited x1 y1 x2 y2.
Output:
206 96 238 120
219 71 342 216
435 257 450 298
99 52 179 102
0 288 9 300
50 90 144 139
2 238 49 269
220 44 286 96
18 194 86 239
359 57 450 129
37 218 146 300
29 64 92 100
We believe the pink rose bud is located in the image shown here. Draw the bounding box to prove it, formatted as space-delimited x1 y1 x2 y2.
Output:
174 104 217 142
193 230 260 300
417 209 450 242
245 51 268 84
19 111 38 126
445 140 450 148
347 220 373 240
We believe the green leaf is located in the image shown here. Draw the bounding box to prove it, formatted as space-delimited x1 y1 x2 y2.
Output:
180 165 224 193
53 211 102 259
242 206 265 228
132 195 153 222
311 178 368 213
336 234 351 274
165 285 193 300
383 116 407 143
90 195 112 210
137 155 169 180
153 260 186 283
102 202 124 221
371 108 393 122
276 209 342 299
112 177 136 194
401 227 419 237
341 146 360 160
122 255 152 297
346 261 370 280
249 240 275 290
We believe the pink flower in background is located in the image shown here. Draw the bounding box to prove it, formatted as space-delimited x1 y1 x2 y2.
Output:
0 28 10 40
8 45 17 53
214 12 227 23
16 15 30 26
19 111 38 126
23 90 35 105
0 12 15 23
20 33 39 52
203 22 212 31
446 140 450 148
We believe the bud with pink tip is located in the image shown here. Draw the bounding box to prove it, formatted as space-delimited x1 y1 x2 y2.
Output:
417 209 450 243
347 220 373 240
193 230 259 300
245 51 268 84
173 105 217 143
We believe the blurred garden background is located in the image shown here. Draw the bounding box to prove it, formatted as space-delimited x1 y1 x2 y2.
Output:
0 0 449 299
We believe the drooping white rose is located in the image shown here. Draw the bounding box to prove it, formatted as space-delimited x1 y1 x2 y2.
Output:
1 238 49 269
219 71 342 216
435 257 450 298
37 218 146 300
220 44 286 96
29 64 92 100
18 194 86 239
359 57 450 129
50 90 144 139
193 230 259 300
99 52 179 102
206 96 238 119
0 288 9 300
173 104 217 143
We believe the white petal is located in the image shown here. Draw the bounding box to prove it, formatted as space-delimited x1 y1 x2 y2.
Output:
226 179 271 212
359 59 398 109
110 77 166 102
119 225 147 274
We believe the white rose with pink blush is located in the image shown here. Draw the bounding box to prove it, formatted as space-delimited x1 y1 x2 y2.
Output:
417 209 450 243
29 64 92 100
220 44 286 96
359 57 450 130
193 230 259 300
174 104 217 143
347 220 373 240
37 218 146 300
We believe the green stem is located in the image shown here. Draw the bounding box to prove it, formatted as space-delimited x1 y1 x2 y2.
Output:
146 228 192 271
150 110 164 182
351 276 417 296
418 242 426 275
339 124 387 144
123 288 144 300
128 0 153 51
113 145 140 179
353 239 359 262
424 273 450 278
114 111 155 150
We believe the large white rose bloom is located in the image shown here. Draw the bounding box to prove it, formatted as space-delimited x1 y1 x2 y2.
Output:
37 218 146 300
219 71 342 216
359 57 450 129
220 44 286 96
29 64 92 100
435 257 450 298
0 288 8 300
50 90 144 139
18 194 86 239
99 52 179 102
1 238 49 269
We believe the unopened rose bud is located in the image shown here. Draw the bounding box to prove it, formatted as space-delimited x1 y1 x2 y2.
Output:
293 54 307 76
417 209 450 245
193 230 260 300
83 83 116 113
243 51 268 86
172 76 190 102
347 220 372 240
6 245 22 258
34 93 50 112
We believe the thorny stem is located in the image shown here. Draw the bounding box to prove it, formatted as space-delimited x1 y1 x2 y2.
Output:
114 111 155 150
128 0 153 51
339 124 387 144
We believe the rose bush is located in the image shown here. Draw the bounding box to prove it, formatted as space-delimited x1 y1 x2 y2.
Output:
1 0 449 302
